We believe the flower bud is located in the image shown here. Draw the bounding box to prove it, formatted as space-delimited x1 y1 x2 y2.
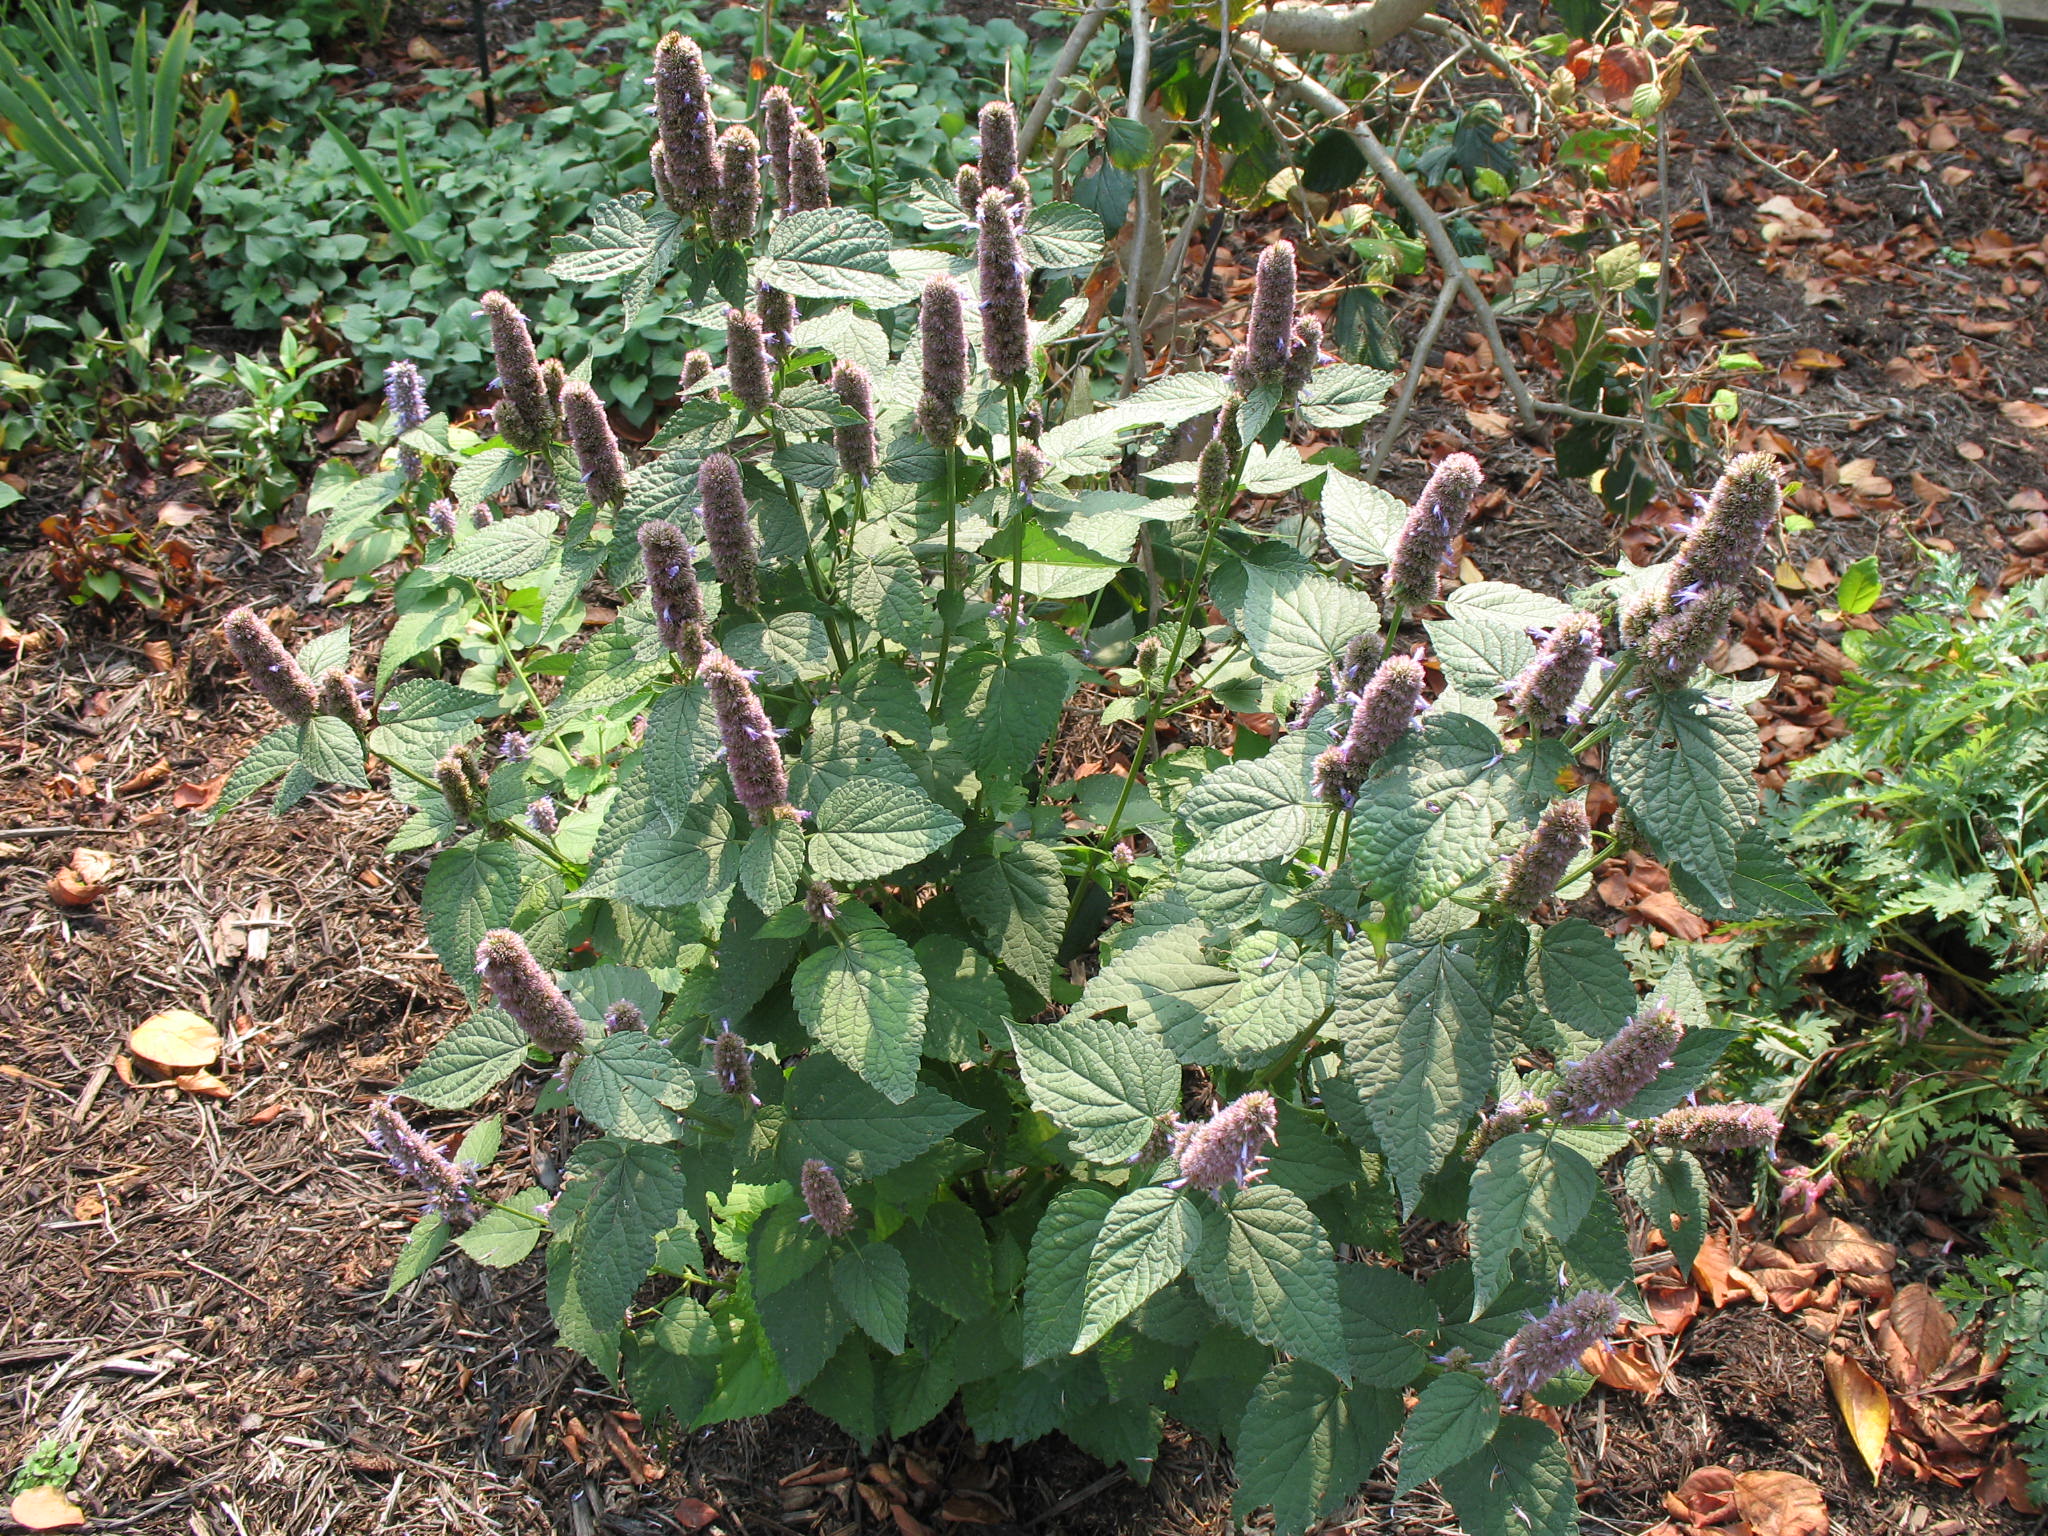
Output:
1338 632 1381 694
1282 314 1322 400
222 606 317 724
725 307 773 416
1548 999 1683 1124
479 291 556 454
713 125 761 242
436 751 485 826
915 274 969 444
1485 1290 1620 1401
831 360 878 482
804 880 839 927
1383 452 1483 611
383 360 429 480
650 142 686 215
426 498 458 538
801 1159 856 1236
1509 611 1602 733
476 928 586 1055
1634 583 1738 687
701 652 792 824
1671 452 1780 595
603 999 646 1034
1233 240 1298 390
760 85 795 203
638 517 708 671
526 796 560 836
1879 970 1933 1043
978 100 1019 188
1314 652 1425 807
367 1099 477 1219
1496 799 1590 919
1167 1090 1280 1199
1194 403 1238 518
651 32 718 214
711 1023 755 1098
497 731 532 764
1646 1103 1781 1152
758 284 796 355
540 358 567 409
1014 441 1047 493
1134 634 1165 681
315 669 370 733
955 163 982 212
697 452 760 610
787 124 830 213
975 188 1031 384
1288 676 1332 733
560 381 630 508
1469 1095 1541 1158
680 350 713 392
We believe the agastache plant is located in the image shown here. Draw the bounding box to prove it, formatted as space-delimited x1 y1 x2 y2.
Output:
713 126 761 242
559 382 629 508
382 360 428 480
367 1099 477 1220
221 47 1802 1536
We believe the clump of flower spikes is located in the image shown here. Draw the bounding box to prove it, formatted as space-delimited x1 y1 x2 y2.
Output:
1315 651 1426 807
1167 1090 1280 1199
696 451 759 609
475 928 585 1054
1631 585 1740 687
222 606 317 724
383 360 428 480
700 652 793 824
803 881 838 926
915 274 969 444
975 186 1030 383
800 1159 856 1237
1485 1289 1621 1402
1646 1102 1782 1152
638 518 708 672
478 291 556 454
1494 799 1590 919
559 381 629 508
434 748 489 826
1618 455 1780 686
1232 240 1298 388
1549 999 1684 1123
1509 611 1602 733
367 1099 477 1219
650 32 717 214
712 125 760 242
1383 452 1484 611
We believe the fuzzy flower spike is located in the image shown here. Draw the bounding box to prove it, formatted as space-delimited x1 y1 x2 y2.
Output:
638 518 709 672
1168 1090 1280 1199
915 274 969 444
760 84 795 201
1485 1290 1621 1401
831 360 878 482
1634 583 1739 687
725 308 774 416
1509 611 1602 733
786 125 831 213
479 291 557 454
476 928 587 1055
975 187 1031 384
1670 452 1781 595
800 1159 857 1236
978 100 1019 189
1548 999 1683 1123
700 652 793 824
383 360 428 480
222 606 318 724
696 451 760 609
559 381 630 508
1648 1103 1782 1152
712 125 761 242
651 32 718 214
1232 239 1298 390
1314 651 1426 807
1383 452 1484 612
711 1023 757 1102
1495 799 1590 919
367 1099 478 1220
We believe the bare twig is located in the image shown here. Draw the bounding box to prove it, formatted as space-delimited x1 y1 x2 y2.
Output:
1684 58 1831 195
1367 278 1458 480
1118 0 1156 396
1142 12 1235 344
1021 0 1120 156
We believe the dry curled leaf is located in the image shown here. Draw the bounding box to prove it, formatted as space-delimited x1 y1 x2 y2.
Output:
1733 1469 1829 1536
10 1487 87 1530
128 1008 222 1072
1823 1351 1890 1481
47 846 116 906
1881 1283 1954 1388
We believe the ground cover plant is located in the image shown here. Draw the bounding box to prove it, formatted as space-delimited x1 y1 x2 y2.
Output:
209 36 1806 1531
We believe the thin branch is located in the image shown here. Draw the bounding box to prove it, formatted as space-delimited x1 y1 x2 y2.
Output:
1367 277 1457 481
1021 0 1120 156
1119 0 1155 395
1684 58 1832 195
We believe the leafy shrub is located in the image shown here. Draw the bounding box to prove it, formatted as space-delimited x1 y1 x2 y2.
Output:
216 41 1798 1533
1944 1190 2048 1501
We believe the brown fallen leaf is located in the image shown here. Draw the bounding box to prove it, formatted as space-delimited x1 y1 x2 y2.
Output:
173 775 226 812
128 1008 223 1072
1664 1464 1740 1526
1824 1351 1889 1481
2001 400 2048 431
173 1068 233 1098
940 1490 1012 1524
1881 1283 1954 1388
10 1487 87 1530
673 1499 721 1531
1787 1214 1897 1277
1632 890 1713 940
1693 1233 1742 1308
1583 1339 1663 1394
1733 1469 1829 1536
47 846 116 907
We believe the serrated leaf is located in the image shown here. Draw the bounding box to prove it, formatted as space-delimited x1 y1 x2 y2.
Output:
1529 919 1636 1048
942 651 1072 782
915 934 1010 1060
790 308 890 372
455 1186 550 1266
792 926 929 1103
1075 1185 1202 1352
548 196 653 280
605 805 744 910
889 1201 992 1321
215 724 299 816
1444 581 1578 630
739 815 806 914
1076 923 1241 1063
377 580 473 689
1009 1015 1179 1163
400 1007 529 1108
1625 1147 1709 1274
368 679 495 773
1668 825 1829 920
386 1212 452 1297
1237 566 1379 684
780 1054 977 1180
724 612 837 685
1190 1186 1350 1380
810 780 962 882
1424 616 1537 696
293 623 352 679
643 684 723 820
754 1266 852 1391
1296 363 1396 429
430 510 557 583
1177 747 1318 866
956 836 1064 999
1319 468 1410 566
1230 1362 1398 1536
563 1140 692 1344
1468 1133 1600 1313
1395 1371 1501 1494
421 838 523 1000
1022 1186 1115 1367
1021 200 1105 270
1438 1414 1579 1536
297 715 368 787
761 207 912 302
833 1242 911 1353
1339 1263 1435 1387
570 1032 698 1142
1609 688 1759 911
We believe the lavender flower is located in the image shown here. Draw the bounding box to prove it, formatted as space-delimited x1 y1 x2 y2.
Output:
560 382 630 508
1167 1090 1280 1199
383 361 429 480
1510 612 1603 733
701 652 792 824
1233 240 1298 390
1383 452 1483 611
638 518 708 671
697 452 759 610
540 358 567 410
1485 1290 1621 1401
1282 314 1322 400
1496 800 1590 919
479 291 556 454
1670 452 1781 595
711 1023 755 1099
713 125 761 242
915 274 969 444
1194 402 1239 517
680 350 713 392
803 880 839 926
1469 1095 1541 1157
650 143 686 215
1014 441 1048 493
367 1099 477 1219
426 498 459 538
315 669 369 733
1548 999 1683 1123
975 187 1030 384
1314 652 1426 807
761 85 795 203
787 124 830 213
1879 970 1933 1043
1289 677 1332 732
800 1159 856 1236
603 999 646 1034
1634 583 1738 687
1338 633 1381 694
955 163 982 212
1646 1103 1782 1152
725 307 773 416
526 796 560 836
436 751 485 826
831 360 878 482
978 100 1019 188
651 32 718 214
758 284 796 355
222 606 317 724
476 928 587 1055
497 730 532 763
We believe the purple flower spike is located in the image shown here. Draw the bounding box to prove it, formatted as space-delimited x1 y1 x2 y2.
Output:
803 881 839 926
975 187 1031 384
978 100 1019 188
383 360 429 480
1194 402 1238 517
478 291 556 454
1548 999 1684 1124
476 928 587 1055
680 350 714 392
1383 452 1484 611
652 32 718 214
761 85 796 203
1496 800 1590 919
1314 652 1426 807
915 274 969 444
1289 677 1332 733
367 1099 478 1220
787 125 831 213
525 796 560 836
427 498 459 537
315 669 370 733
713 125 762 242
831 360 878 482
1232 240 1299 390
1634 582 1739 687
701 652 792 824
711 1023 756 1100
697 452 760 610
1485 1289 1621 1401
638 518 708 672
1510 612 1603 733
1647 1103 1782 1152
222 606 318 725
1338 632 1381 694
1878 970 1934 1043
1283 313 1322 400
800 1159 856 1237
1670 452 1780 595
758 285 796 355
1168 1090 1280 1199
955 163 983 212
725 308 774 416
559 381 630 508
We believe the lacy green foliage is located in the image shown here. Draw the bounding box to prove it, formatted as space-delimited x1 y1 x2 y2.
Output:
1710 558 2048 1211
216 43 1796 1532
1943 1189 2048 1501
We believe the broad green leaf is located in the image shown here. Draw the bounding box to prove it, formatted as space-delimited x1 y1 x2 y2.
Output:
385 1212 452 1298
1395 1370 1501 1494
1669 825 1830 920
1177 745 1318 866
605 805 744 909
1438 1415 1580 1536
779 1054 978 1180
942 651 1072 782
1189 1186 1350 1380
833 1242 911 1353
1319 469 1409 566
1528 919 1636 1048
563 1139 692 1342
810 780 963 882
1339 1263 1435 1387
455 1186 550 1266
1836 554 1881 616
293 623 352 679
1237 566 1379 684
754 1269 852 1391
1075 1185 1202 1352
1609 688 1760 911
956 836 1065 1000
1230 1362 1399 1536
1076 923 1241 1063
643 684 723 821
724 612 837 685
297 715 369 788
889 1201 992 1321
761 207 913 302
1021 200 1105 270
1296 364 1397 430
570 1032 698 1142
449 446 526 507
367 679 495 773
1009 1014 1179 1163
1624 1147 1710 1274
1424 616 1536 697
548 196 653 280
430 510 557 583
739 814 806 914
1468 1133 1600 1313
215 724 298 817
1022 1186 1115 1367
1443 581 1578 630
805 1334 883 1442
979 518 1125 597
421 838 523 1000
400 1007 529 1108
916 934 1012 1060
792 926 929 1103
790 307 889 372
1346 713 1508 908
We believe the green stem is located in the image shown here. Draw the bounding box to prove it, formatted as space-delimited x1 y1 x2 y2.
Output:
1315 807 1340 871
844 0 885 219
930 445 960 719
1561 654 1638 755
481 594 550 726
1251 1003 1337 1091
383 754 575 876
1002 386 1026 663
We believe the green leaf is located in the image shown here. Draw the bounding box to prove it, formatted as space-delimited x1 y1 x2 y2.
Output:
449 446 526 507
780 1054 979 1180
1438 1415 1579 1536
1836 554 1881 616
725 612 838 685
942 652 1072 783
810 780 963 883
1022 1186 1116 1367
754 1268 852 1391
430 510 557 583
1076 923 1240 1063
421 838 523 1001
570 1032 698 1142
1339 1263 1435 1387
761 207 913 302
1424 616 1537 697
1319 469 1410 566
455 1186 550 1266
1395 1370 1501 1495
296 715 368 788
1625 1147 1709 1275
602 805 743 909
562 1139 692 1342
979 518 1125 598
1230 1362 1398 1536
386 1212 452 1298
916 935 1012 1060
1076 1185 1202 1352
1190 1186 1350 1379
833 1242 912 1354
1668 825 1830 920
1021 200 1106 270
1009 1014 1179 1163
215 723 299 816
1528 919 1636 1049
739 815 807 914
377 580 474 689
792 926 929 1103
1335 938 1496 1214
1237 566 1379 684
548 196 653 281
1468 1133 1600 1313
643 684 724 821
1105 116 1156 169
1444 582 1578 630
293 623 353 679
1177 744 1317 866
889 1201 993 1321
956 836 1065 1000
1610 689 1760 911
1296 364 1397 430
400 1007 529 1108
367 679 495 774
